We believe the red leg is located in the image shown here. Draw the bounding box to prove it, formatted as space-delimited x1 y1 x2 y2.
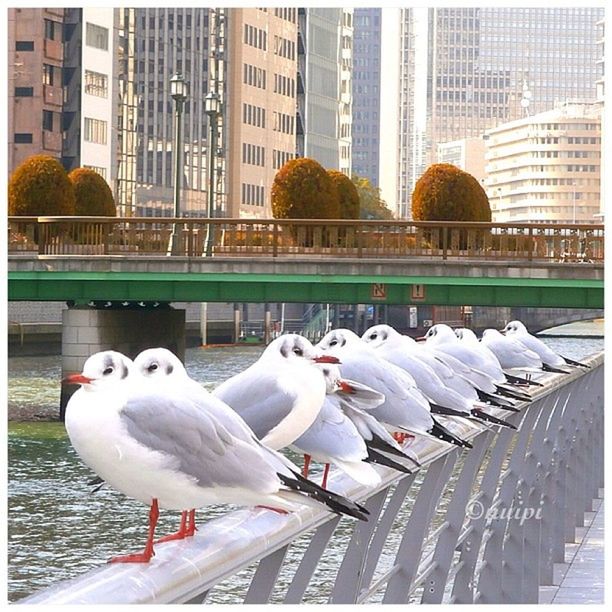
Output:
321 463 330 489
109 499 159 563
186 509 197 536
155 510 188 543
302 454 312 479
255 505 289 515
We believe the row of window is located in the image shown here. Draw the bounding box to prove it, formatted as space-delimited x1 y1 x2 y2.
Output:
84 117 108 145
272 111 294 135
273 73 295 97
533 151 600 158
244 23 267 50
272 149 294 170
274 8 297 22
274 35 296 60
84 70 109 98
567 136 600 144
85 22 109 51
243 63 267 89
242 103 266 128
242 182 266 207
242 142 265 167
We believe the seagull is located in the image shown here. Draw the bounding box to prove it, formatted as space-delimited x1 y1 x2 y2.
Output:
64 350 368 563
480 328 546 376
362 325 516 430
213 334 339 451
316 329 473 449
501 320 588 370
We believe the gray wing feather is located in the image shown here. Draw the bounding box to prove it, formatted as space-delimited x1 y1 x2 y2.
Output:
120 391 280 494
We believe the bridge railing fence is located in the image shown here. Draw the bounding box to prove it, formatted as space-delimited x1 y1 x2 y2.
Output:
8 216 604 261
18 355 604 604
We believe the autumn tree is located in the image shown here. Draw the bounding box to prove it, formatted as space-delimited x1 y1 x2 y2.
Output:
69 168 116 216
328 169 360 219
271 157 340 219
8 154 75 216
411 163 491 222
352 175 394 219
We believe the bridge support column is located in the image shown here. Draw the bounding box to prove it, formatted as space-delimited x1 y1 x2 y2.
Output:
60 306 185 419
264 304 271 345
233 304 241 343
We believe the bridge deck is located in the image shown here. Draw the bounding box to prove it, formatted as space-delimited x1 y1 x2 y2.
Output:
539 490 604 604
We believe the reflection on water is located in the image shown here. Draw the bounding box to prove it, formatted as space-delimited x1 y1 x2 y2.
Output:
7 335 603 602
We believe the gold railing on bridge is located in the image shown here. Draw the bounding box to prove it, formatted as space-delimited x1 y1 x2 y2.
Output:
8 216 604 262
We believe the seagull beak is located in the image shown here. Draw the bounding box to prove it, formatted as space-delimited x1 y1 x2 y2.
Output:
63 373 94 385
338 381 356 394
313 355 341 364
415 336 426 342
499 329 507 335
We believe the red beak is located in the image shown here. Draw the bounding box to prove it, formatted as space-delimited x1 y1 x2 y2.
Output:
415 336 426 342
63 373 94 385
338 381 356 394
313 355 341 364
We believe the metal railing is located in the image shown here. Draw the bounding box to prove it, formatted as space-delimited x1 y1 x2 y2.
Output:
19 353 603 604
8 216 605 262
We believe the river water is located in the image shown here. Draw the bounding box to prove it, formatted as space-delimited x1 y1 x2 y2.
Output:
7 325 604 602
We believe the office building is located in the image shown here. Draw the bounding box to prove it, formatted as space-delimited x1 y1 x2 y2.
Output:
437 137 486 183
484 102 601 224
380 7 604 219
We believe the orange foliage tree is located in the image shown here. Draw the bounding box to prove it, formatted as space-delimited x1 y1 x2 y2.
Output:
69 168 117 216
328 169 360 219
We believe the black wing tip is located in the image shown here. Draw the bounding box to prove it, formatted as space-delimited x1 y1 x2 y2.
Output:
366 448 414 474
472 409 518 430
430 420 473 449
429 403 469 418
561 355 591 369
542 363 571 374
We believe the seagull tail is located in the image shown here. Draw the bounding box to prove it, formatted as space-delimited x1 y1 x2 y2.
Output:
277 472 369 521
542 363 571 374
365 446 414 475
332 459 382 487
561 355 591 369
503 372 544 387
366 434 422 468
429 403 471 418
476 389 521 412
494 384 533 403
471 408 517 430
429 418 473 449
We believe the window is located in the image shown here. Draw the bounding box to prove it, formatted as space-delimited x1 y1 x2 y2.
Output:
15 87 33 97
86 23 109 50
84 117 107 144
84 165 107 180
43 110 54 131
14 133 33 144
16 41 34 51
44 19 58 40
43 64 54 86
84 70 108 97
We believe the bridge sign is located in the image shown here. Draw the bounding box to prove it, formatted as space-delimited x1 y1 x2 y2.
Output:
371 283 387 300
411 284 426 301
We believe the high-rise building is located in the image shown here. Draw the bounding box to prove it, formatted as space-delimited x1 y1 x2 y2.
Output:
297 8 353 173
485 102 601 224
437 137 486 183
226 8 298 217
380 7 604 219
8 8 116 186
351 8 382 186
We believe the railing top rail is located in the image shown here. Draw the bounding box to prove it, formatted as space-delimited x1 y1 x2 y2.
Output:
7 216 605 231
17 353 604 605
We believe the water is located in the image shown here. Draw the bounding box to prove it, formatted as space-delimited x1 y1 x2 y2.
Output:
7 332 604 602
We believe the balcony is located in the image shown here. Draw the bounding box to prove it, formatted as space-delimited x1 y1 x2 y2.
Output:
43 130 62 152
43 85 63 107
44 39 63 62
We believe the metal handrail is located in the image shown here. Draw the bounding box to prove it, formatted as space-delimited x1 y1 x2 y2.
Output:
17 353 604 604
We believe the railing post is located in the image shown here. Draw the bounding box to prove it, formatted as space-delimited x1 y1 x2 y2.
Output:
37 221 46 255
273 222 279 258
357 223 363 258
442 226 448 260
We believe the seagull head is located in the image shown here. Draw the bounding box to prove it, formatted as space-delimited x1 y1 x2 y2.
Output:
423 323 456 344
454 327 478 343
501 320 527 335
316 362 344 394
264 334 339 365
133 347 187 381
63 350 133 392
361 324 400 349
317 328 363 353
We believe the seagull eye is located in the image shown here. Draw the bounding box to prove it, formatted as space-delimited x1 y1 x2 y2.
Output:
147 363 159 373
293 347 303 356
371 333 377 340
329 339 338 347
103 366 114 376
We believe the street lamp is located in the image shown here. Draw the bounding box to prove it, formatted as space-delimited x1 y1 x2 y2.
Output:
204 90 221 256
169 72 188 255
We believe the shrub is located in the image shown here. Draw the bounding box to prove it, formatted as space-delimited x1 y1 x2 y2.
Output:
271 157 340 219
328 170 360 219
411 163 491 222
352 174 394 220
68 168 116 216
8 154 75 216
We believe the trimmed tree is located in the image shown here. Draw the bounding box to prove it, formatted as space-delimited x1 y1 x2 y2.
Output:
328 170 360 219
352 175 394 220
271 157 340 219
8 154 75 216
411 163 491 222
69 168 116 216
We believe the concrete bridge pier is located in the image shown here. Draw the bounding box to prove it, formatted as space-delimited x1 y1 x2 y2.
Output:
59 305 186 420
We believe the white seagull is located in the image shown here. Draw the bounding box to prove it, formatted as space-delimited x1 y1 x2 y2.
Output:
481 328 544 372
316 329 472 449
501 320 588 371
213 334 339 451
64 350 368 563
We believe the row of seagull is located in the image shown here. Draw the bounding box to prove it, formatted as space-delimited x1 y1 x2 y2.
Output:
63 319 588 563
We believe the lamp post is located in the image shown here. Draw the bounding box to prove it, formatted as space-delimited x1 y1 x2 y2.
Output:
169 72 188 255
204 90 220 256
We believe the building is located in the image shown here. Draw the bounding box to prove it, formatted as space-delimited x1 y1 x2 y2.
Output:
484 102 602 224
351 8 382 186
437 137 486 183
297 8 353 173
225 8 298 217
380 7 604 219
